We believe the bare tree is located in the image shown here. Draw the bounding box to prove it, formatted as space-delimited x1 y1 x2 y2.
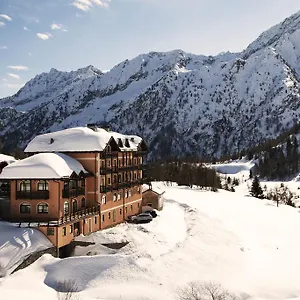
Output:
177 281 239 300
55 279 79 300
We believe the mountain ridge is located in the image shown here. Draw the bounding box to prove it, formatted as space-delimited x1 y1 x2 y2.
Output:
2 11 300 159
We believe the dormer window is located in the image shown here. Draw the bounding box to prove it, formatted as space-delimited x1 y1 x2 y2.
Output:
124 139 130 147
118 138 123 147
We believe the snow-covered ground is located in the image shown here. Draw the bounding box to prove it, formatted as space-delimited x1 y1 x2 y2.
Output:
2 168 300 299
0 222 52 275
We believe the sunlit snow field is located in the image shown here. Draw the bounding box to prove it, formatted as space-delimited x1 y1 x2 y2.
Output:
1 163 300 299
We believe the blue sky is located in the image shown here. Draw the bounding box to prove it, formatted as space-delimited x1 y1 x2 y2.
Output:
0 0 300 98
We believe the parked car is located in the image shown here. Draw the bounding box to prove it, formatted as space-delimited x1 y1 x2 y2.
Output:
144 210 158 218
130 213 153 224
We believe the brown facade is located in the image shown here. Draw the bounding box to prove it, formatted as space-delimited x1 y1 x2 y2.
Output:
142 189 164 211
5 148 146 248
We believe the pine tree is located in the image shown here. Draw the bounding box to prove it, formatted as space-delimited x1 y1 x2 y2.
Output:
250 176 264 199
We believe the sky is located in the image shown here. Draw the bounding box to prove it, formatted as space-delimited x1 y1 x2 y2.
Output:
0 0 300 98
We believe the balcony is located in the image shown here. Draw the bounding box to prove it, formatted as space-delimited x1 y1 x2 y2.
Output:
16 190 50 200
59 206 100 225
100 167 112 175
62 187 85 198
100 185 113 193
100 152 118 159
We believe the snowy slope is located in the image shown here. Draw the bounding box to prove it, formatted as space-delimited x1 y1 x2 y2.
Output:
2 183 300 299
2 12 300 158
0 222 52 275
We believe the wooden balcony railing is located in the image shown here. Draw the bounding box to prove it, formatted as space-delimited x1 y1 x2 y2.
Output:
59 206 100 224
16 190 50 200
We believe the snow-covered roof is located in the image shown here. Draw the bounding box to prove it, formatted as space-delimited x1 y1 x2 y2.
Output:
24 126 144 153
0 153 88 179
0 153 16 164
142 184 165 195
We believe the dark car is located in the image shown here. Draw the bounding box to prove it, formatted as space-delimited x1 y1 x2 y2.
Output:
144 210 158 218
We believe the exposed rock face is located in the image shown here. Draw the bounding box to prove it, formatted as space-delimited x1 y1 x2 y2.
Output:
2 11 300 159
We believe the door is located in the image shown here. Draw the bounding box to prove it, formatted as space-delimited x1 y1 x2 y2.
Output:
88 219 92 233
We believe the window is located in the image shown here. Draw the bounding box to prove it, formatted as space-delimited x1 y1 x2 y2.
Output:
128 189 132 197
64 202 69 215
120 208 122 215
70 225 73 234
129 173 132 181
81 179 85 187
101 160 105 168
137 186 140 193
70 180 76 189
63 181 69 190
125 206 128 213
134 158 137 165
125 190 129 198
134 173 137 180
140 157 143 164
102 195 106 204
37 203 49 214
113 210 116 222
101 177 105 186
108 212 111 219
20 203 30 213
118 193 121 200
118 159 121 167
37 180 48 191
108 177 111 185
113 175 117 184
113 159 117 166
20 180 30 192
102 214 105 222
95 216 97 224
129 159 132 165
81 197 86 208
130 204 133 211
138 202 140 208
118 174 121 183
62 227 66 236
72 200 78 212
47 227 54 236
107 160 111 167
113 193 117 201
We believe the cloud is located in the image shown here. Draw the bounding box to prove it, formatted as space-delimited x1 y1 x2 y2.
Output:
8 73 21 80
0 46 7 49
37 32 52 40
7 65 28 71
0 14 12 21
23 26 29 31
51 23 68 32
51 23 62 30
0 21 5 27
72 0 110 11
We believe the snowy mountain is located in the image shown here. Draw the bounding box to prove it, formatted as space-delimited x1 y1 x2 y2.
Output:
2 11 300 159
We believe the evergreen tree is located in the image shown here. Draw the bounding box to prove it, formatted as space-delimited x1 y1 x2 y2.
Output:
250 176 264 198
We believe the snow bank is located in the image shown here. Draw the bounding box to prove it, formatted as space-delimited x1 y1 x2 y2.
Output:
2 182 300 299
0 153 88 179
0 222 52 274
212 161 255 175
